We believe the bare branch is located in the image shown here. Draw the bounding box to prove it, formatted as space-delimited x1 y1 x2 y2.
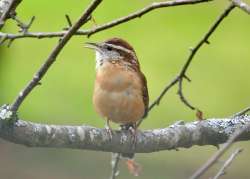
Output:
178 76 195 110
232 106 250 118
85 0 213 37
148 76 179 112
65 14 72 27
189 118 250 179
1 105 250 153
13 15 35 33
232 0 250 14
0 0 22 29
0 1 248 178
212 148 242 179
148 2 235 113
110 153 121 179
0 31 82 41
9 0 103 112
0 33 8 45
0 0 213 42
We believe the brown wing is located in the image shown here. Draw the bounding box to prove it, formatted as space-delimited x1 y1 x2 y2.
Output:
139 71 149 117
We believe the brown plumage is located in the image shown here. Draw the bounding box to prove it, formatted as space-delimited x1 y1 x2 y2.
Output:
86 37 149 125
86 38 148 175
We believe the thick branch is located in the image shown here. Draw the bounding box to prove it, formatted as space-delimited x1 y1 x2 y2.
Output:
0 0 22 29
0 107 250 153
190 118 250 179
9 0 103 112
232 0 250 14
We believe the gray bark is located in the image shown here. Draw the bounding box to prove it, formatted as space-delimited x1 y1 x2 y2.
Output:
0 105 250 153
0 0 21 27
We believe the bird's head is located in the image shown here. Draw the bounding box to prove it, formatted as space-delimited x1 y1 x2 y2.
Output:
85 37 140 70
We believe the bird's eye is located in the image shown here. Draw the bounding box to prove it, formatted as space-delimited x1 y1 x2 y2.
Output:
107 46 112 51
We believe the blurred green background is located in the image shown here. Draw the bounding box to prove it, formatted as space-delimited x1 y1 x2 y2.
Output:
0 0 250 178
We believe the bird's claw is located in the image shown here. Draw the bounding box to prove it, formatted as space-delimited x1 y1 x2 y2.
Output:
120 123 138 148
105 124 113 140
128 125 137 149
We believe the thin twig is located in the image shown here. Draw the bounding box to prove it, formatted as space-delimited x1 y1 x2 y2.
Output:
189 122 250 179
148 76 179 112
212 148 242 179
232 0 250 14
178 76 195 110
0 34 8 45
1 15 36 47
12 15 35 33
65 14 72 27
62 14 73 31
147 2 236 113
110 153 121 179
136 76 179 127
9 0 103 112
232 106 250 118
0 0 213 41
86 0 213 37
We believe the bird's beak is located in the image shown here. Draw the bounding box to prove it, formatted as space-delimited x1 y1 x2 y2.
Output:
84 42 101 51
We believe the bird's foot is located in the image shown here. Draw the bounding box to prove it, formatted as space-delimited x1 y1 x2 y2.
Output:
120 123 137 148
129 125 137 148
105 119 113 140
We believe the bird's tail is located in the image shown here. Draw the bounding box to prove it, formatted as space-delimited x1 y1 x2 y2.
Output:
119 123 142 176
121 153 141 176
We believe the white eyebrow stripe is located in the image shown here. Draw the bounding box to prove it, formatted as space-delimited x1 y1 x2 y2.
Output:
105 43 136 59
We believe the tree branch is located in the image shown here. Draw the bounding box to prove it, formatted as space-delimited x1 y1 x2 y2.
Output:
9 0 103 112
189 117 250 179
0 0 22 29
85 0 213 37
232 0 250 14
232 106 250 118
110 153 121 179
1 105 250 153
0 0 212 43
212 148 242 179
146 2 235 115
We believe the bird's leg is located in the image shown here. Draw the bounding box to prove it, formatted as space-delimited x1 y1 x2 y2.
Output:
120 123 141 176
105 118 113 139
120 123 137 148
128 123 137 148
126 124 141 176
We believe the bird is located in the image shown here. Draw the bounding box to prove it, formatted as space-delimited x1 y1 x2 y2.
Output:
85 37 149 133
85 37 149 176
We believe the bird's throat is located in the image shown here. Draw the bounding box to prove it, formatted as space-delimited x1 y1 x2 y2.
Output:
95 51 104 69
